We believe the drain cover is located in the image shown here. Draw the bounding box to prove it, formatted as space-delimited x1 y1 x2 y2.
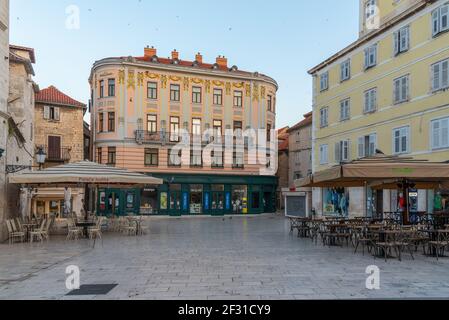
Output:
66 284 118 296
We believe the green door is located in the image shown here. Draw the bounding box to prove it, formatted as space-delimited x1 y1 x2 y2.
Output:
106 189 122 216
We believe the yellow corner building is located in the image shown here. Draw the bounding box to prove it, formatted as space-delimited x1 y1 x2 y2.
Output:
307 0 449 218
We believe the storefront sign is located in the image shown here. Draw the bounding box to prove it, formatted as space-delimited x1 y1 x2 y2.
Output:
204 192 210 210
182 192 188 211
225 192 231 210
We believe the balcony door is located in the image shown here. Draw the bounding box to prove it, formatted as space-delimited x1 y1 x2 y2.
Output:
48 136 61 160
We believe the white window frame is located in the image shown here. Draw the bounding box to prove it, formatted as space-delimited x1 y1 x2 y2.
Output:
364 88 377 113
340 99 350 121
340 59 351 81
393 75 410 104
394 25 410 56
431 116 449 150
364 44 377 69
320 107 329 128
365 0 377 21
319 144 329 165
432 4 449 37
431 58 449 92
392 126 410 155
358 133 377 158
320 72 329 91
335 140 350 163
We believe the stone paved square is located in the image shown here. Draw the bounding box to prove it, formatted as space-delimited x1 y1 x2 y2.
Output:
1 215 449 300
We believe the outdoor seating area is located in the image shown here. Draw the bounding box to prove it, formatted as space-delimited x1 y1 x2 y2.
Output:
5 216 53 244
289 214 449 262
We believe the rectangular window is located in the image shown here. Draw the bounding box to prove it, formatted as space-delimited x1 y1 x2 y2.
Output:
394 26 410 56
393 126 410 155
107 147 116 165
432 4 449 37
267 124 272 142
233 150 244 168
233 90 243 107
213 89 223 105
320 107 329 128
147 115 157 133
108 112 115 132
170 84 180 102
99 80 104 98
358 134 377 158
192 118 202 136
364 44 377 69
168 149 182 167
98 113 104 132
267 95 273 111
192 86 202 104
170 117 180 142
393 75 410 104
108 79 115 97
340 59 351 81
211 151 224 168
335 140 350 163
365 0 377 20
44 106 60 121
320 72 329 91
431 117 449 150
147 82 158 99
144 148 159 166
319 144 328 165
190 150 203 167
213 120 222 137
431 59 449 92
97 147 102 164
340 99 350 121
364 88 377 113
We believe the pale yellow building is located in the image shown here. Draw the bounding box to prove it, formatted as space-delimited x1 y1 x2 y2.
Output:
308 0 449 217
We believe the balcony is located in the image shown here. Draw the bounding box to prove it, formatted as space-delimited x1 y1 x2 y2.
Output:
45 146 71 162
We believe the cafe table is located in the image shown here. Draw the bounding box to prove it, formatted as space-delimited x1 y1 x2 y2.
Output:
76 221 96 238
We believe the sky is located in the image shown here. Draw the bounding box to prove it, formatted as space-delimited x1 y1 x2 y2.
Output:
9 0 359 128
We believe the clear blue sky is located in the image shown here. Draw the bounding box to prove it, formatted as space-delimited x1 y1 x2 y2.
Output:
10 0 359 128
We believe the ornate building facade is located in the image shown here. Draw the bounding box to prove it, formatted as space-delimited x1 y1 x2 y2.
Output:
89 47 278 216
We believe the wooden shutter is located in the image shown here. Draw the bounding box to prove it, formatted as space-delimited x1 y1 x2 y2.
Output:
433 63 441 91
402 26 410 52
364 48 369 69
335 142 341 163
358 137 364 158
54 107 60 121
432 9 440 36
369 134 377 156
48 136 61 160
43 106 50 119
441 5 448 31
442 60 448 88
394 79 400 103
393 31 399 56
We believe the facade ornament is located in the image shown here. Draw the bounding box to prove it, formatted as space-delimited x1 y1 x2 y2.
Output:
137 72 144 87
233 82 244 89
245 84 251 97
261 86 266 99
226 82 232 95
127 70 135 89
191 78 203 84
118 70 125 84
212 80 224 87
183 77 190 90
169 76 181 82
145 72 160 79
205 80 211 93
252 83 259 101
161 75 168 89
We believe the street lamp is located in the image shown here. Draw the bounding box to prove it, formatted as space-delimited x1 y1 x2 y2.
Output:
36 147 46 170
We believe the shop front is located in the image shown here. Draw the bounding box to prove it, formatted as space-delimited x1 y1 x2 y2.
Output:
97 174 277 216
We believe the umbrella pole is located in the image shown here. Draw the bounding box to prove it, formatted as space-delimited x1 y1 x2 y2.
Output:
403 180 409 225
84 183 89 221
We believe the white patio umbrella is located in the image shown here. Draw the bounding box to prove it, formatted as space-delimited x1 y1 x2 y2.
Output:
64 187 72 216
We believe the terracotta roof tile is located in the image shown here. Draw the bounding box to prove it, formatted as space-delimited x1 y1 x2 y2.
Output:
35 86 86 108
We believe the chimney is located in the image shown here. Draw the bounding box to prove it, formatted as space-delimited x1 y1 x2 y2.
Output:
216 55 228 68
195 52 203 64
171 49 179 60
144 46 157 58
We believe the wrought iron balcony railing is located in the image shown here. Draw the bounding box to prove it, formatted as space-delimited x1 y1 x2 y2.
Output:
45 146 71 162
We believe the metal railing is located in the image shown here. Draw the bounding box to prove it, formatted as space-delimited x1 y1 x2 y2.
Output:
45 146 71 162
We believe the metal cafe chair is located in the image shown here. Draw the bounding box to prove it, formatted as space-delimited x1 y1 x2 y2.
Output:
428 230 449 261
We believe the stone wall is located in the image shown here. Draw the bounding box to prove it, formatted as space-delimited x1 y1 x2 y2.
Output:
288 124 312 187
34 104 85 165
0 0 9 242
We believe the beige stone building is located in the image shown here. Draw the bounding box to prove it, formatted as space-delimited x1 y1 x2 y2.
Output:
33 86 86 217
276 127 289 209
0 0 9 241
287 112 312 187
